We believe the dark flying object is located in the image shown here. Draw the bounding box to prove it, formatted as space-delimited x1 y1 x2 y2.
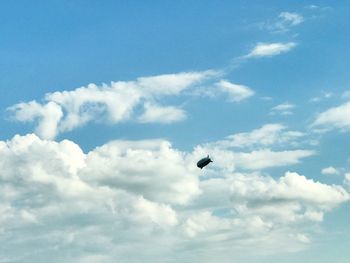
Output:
197 155 213 169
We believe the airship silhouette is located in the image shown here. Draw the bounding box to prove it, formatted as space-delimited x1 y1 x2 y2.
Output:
197 155 213 169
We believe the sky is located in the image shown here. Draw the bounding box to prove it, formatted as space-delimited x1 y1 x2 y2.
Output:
1 1 350 262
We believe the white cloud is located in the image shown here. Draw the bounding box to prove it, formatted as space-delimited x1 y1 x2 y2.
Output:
136 71 217 95
261 12 304 33
194 146 314 172
217 80 255 102
296 233 311 244
234 149 314 170
271 102 295 115
138 103 186 123
8 71 216 139
194 148 314 172
305 5 319 10
0 133 348 262
312 101 350 131
310 91 333 102
279 12 304 26
230 171 349 210
181 170 348 258
321 166 339 175
215 124 304 149
8 70 259 139
246 42 297 58
305 5 332 11
195 124 311 171
0 134 192 261
82 139 200 205
183 210 233 237
272 102 295 111
224 171 349 239
9 101 63 139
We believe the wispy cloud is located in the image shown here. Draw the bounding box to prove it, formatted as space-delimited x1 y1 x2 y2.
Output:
261 12 304 33
310 91 333 102
217 80 255 102
195 124 314 171
312 101 350 131
7 70 257 139
270 102 296 115
246 42 297 58
305 5 332 11
305 5 319 10
8 71 217 139
213 123 305 149
279 12 304 26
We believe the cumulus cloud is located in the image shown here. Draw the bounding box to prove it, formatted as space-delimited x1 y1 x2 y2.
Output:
0 132 348 262
0 134 194 262
8 71 216 139
181 171 348 259
321 166 339 175
82 139 200 205
230 172 349 211
9 101 63 139
246 42 297 58
312 101 350 131
216 80 254 102
178 171 347 255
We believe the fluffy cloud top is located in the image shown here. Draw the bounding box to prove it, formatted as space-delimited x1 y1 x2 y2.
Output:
82 139 200 205
0 131 348 262
230 172 348 210
182 171 348 258
0 134 192 262
321 166 339 175
246 42 297 58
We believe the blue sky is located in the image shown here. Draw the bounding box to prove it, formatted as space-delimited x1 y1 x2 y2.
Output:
1 1 350 262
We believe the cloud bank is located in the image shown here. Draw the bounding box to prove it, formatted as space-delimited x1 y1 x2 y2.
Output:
0 131 347 262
